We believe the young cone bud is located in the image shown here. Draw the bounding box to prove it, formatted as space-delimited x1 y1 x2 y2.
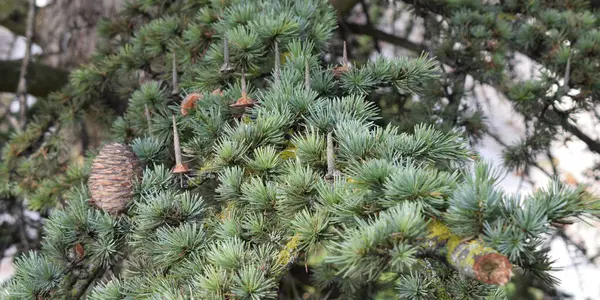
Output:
172 114 188 174
332 41 349 79
230 68 255 108
88 143 142 215
220 36 234 75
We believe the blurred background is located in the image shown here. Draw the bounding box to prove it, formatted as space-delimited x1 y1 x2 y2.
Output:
1 0 600 299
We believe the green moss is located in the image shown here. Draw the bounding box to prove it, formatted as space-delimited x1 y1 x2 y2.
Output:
279 145 297 160
275 233 302 267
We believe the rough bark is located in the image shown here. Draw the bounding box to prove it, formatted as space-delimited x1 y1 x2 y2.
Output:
35 0 125 70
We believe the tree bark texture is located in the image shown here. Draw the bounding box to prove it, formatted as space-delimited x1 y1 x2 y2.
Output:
35 0 125 70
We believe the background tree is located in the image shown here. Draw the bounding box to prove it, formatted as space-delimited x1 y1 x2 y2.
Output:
2 0 600 298
2 0 599 299
330 2 600 296
0 0 161 274
1 0 126 95
333 0 600 182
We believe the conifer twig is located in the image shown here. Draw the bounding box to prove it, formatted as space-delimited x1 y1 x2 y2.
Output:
332 41 350 79
144 103 152 135
172 115 182 166
171 114 188 173
342 41 348 67
274 41 281 83
230 66 254 108
71 266 105 299
220 36 234 75
172 52 180 95
304 60 311 90
16 0 36 129
325 132 340 180
486 130 553 178
241 68 247 97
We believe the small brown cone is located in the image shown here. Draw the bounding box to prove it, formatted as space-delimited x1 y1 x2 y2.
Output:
88 143 142 216
181 93 203 116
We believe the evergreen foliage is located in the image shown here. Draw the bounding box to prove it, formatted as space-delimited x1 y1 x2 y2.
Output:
343 0 600 180
1 0 599 299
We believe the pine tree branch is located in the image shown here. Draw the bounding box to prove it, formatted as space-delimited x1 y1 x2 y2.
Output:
426 220 512 285
0 59 69 97
344 23 426 54
346 21 600 157
395 1 600 156
557 114 600 154
71 266 105 299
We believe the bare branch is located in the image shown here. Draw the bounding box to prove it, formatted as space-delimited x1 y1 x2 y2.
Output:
344 23 426 54
0 59 69 97
16 0 36 129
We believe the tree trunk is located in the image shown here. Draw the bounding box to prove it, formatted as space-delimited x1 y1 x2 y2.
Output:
35 0 125 70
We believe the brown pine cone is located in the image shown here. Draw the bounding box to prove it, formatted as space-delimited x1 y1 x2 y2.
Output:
88 143 142 215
